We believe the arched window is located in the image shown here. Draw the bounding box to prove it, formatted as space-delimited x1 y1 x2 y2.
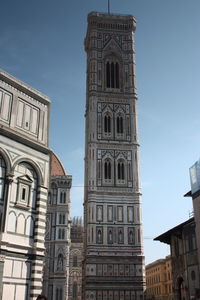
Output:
0 155 6 202
104 115 111 133
117 115 123 134
106 61 119 89
72 282 78 299
104 160 111 180
117 161 125 180
73 255 78 267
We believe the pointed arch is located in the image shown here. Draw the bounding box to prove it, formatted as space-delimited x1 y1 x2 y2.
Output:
0 148 11 175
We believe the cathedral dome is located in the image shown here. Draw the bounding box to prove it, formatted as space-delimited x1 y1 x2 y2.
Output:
50 151 67 176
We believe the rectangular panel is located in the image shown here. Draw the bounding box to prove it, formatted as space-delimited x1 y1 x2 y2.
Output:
24 104 31 130
13 260 22 278
2 284 15 299
0 90 3 109
1 93 11 121
117 206 123 222
107 205 113 222
30 107 39 134
17 100 24 127
15 284 27 300
4 259 13 277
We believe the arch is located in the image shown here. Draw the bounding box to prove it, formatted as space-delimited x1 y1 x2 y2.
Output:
0 148 11 175
7 211 17 232
176 276 187 300
25 216 34 236
12 158 43 186
16 213 25 234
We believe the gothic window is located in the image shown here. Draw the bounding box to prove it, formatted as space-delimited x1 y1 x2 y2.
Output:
117 115 123 134
73 255 78 267
56 287 63 300
57 253 64 271
0 155 6 203
104 160 111 180
104 114 111 133
117 161 125 180
59 213 66 224
72 282 78 299
58 228 65 240
60 191 66 204
106 61 119 89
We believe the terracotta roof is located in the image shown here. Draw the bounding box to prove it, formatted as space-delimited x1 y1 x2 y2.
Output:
50 152 66 176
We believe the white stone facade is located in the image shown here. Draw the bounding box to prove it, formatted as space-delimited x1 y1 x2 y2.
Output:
0 70 50 300
83 12 145 300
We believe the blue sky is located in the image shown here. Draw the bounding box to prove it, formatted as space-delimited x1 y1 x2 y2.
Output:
1 0 200 264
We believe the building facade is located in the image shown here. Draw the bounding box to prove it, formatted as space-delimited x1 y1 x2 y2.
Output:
0 70 50 299
155 218 200 300
68 217 84 300
146 256 173 300
43 152 72 300
83 12 145 300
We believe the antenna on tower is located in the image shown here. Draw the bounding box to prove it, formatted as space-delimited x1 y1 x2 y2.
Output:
108 0 110 14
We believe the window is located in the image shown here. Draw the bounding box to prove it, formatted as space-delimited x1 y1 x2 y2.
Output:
72 282 77 299
56 287 63 300
58 228 65 240
104 160 111 180
117 161 125 180
60 191 66 204
59 213 66 224
104 114 111 133
0 155 6 202
106 61 119 89
73 255 78 267
116 115 123 134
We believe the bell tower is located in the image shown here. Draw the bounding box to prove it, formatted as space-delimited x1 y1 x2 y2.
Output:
83 12 145 300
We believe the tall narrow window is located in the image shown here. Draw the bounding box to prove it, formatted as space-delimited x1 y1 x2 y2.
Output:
106 62 110 88
104 160 111 180
73 282 78 299
104 115 111 133
118 162 125 180
106 61 120 89
117 116 123 134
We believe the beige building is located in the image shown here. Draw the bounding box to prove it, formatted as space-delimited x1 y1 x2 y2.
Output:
83 12 145 300
68 217 83 300
0 70 50 299
146 256 173 300
43 152 72 300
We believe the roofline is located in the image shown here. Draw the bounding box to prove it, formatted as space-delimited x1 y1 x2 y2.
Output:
154 217 194 244
0 69 51 105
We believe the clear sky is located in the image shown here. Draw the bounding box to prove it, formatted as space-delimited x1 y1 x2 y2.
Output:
1 0 200 264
